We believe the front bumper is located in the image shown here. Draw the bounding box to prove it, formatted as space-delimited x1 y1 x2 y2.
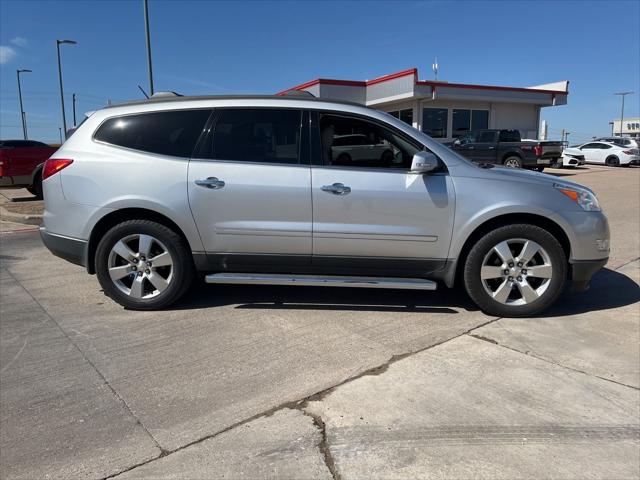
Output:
39 226 87 268
570 258 608 292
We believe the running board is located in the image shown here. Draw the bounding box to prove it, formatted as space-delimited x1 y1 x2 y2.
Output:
205 273 437 290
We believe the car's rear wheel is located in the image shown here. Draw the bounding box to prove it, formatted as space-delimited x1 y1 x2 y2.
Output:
503 156 523 168
463 224 567 317
605 156 620 167
28 172 43 199
95 220 193 310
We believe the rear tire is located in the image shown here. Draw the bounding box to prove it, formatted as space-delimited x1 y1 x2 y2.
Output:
463 224 567 317
503 156 523 168
95 220 194 310
29 173 43 199
605 156 620 167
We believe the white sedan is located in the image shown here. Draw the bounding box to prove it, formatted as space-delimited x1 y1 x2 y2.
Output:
574 141 640 167
555 147 585 168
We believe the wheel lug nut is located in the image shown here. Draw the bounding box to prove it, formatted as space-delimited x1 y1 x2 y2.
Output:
517 276 523 282
508 263 514 268
508 276 513 281
503 269 510 275
132 266 137 271
145 269 150 274
138 272 143 276
517 262 523 267
522 269 527 274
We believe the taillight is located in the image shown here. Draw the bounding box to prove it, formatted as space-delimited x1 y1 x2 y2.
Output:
533 145 543 157
42 158 73 180
623 149 638 155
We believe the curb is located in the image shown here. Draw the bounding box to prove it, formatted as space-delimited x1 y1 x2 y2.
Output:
0 206 43 226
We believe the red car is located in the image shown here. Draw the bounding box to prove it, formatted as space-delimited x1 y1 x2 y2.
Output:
0 140 58 198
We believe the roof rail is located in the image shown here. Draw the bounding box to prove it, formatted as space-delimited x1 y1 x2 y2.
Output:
282 90 315 98
150 91 182 98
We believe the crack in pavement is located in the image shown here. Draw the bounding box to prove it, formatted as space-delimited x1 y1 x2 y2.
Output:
105 315 504 479
469 333 640 391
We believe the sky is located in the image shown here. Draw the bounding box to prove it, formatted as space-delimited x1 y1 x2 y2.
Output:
1 0 639 144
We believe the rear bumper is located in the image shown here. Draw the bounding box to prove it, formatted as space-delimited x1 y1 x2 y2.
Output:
39 226 87 268
570 258 608 292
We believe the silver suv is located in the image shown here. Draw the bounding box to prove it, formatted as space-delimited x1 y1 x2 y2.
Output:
40 96 609 317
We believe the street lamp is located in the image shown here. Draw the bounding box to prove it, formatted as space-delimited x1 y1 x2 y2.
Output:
16 69 32 140
56 39 77 138
609 121 614 136
613 91 633 137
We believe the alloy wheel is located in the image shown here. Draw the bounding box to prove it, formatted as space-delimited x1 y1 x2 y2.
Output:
480 238 553 306
107 233 174 299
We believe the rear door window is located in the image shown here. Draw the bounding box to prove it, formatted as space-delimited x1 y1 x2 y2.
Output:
198 108 302 165
94 109 211 157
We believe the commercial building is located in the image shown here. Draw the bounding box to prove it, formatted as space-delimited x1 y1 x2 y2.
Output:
277 68 569 142
611 117 640 138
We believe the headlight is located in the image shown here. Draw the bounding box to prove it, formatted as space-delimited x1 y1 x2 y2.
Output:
554 183 601 211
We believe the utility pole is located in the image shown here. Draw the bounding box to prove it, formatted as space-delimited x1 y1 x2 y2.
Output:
72 93 77 126
58 128 63 144
613 91 633 136
143 0 155 96
56 39 77 138
16 69 32 140
609 122 614 136
561 128 565 146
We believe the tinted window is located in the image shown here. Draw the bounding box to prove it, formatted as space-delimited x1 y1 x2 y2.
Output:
472 110 489 130
199 108 301 164
452 109 470 138
320 114 419 169
422 108 448 138
499 130 521 142
581 143 598 149
478 131 497 143
95 109 211 157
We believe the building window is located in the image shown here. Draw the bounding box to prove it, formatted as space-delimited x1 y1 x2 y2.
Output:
472 110 489 130
422 108 448 138
451 109 489 138
388 108 413 126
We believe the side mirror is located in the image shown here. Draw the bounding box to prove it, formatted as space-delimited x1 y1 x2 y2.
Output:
410 151 438 174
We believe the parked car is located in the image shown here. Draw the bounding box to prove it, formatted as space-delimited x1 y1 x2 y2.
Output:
575 141 640 167
40 95 609 317
451 130 563 171
0 140 58 198
555 147 585 168
594 137 639 149
330 134 398 167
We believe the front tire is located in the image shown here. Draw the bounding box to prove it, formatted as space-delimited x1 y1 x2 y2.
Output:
95 220 194 310
463 224 567 317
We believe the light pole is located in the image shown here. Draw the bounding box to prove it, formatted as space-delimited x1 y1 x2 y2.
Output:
613 91 633 137
609 121 614 136
16 68 32 140
143 0 155 96
72 93 77 126
56 39 77 138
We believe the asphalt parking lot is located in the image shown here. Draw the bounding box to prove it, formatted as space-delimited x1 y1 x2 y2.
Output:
1 165 639 479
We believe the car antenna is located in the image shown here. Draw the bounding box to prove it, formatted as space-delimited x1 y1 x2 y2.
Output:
138 84 150 99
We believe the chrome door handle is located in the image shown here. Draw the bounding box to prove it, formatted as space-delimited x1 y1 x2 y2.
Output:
195 177 225 189
321 183 351 195
467 146 475 150
488 146 495 150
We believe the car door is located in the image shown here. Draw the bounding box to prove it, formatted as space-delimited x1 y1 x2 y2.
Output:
473 131 499 163
311 111 455 275
188 108 312 268
579 143 603 163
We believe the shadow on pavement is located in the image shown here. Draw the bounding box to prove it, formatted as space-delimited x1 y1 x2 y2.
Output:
540 267 639 318
172 281 469 314
171 267 638 318
9 196 39 203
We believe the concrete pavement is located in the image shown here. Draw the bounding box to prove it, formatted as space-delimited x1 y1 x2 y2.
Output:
1 165 638 479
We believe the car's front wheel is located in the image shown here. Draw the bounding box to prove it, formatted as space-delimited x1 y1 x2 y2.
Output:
95 220 194 310
503 156 523 168
463 224 567 317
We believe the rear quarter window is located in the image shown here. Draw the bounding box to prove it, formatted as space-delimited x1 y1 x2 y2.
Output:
94 109 211 157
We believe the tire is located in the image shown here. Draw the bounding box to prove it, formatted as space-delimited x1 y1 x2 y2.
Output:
503 156 523 168
551 159 562 169
605 156 620 167
95 220 194 310
463 224 567 317
29 172 43 199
